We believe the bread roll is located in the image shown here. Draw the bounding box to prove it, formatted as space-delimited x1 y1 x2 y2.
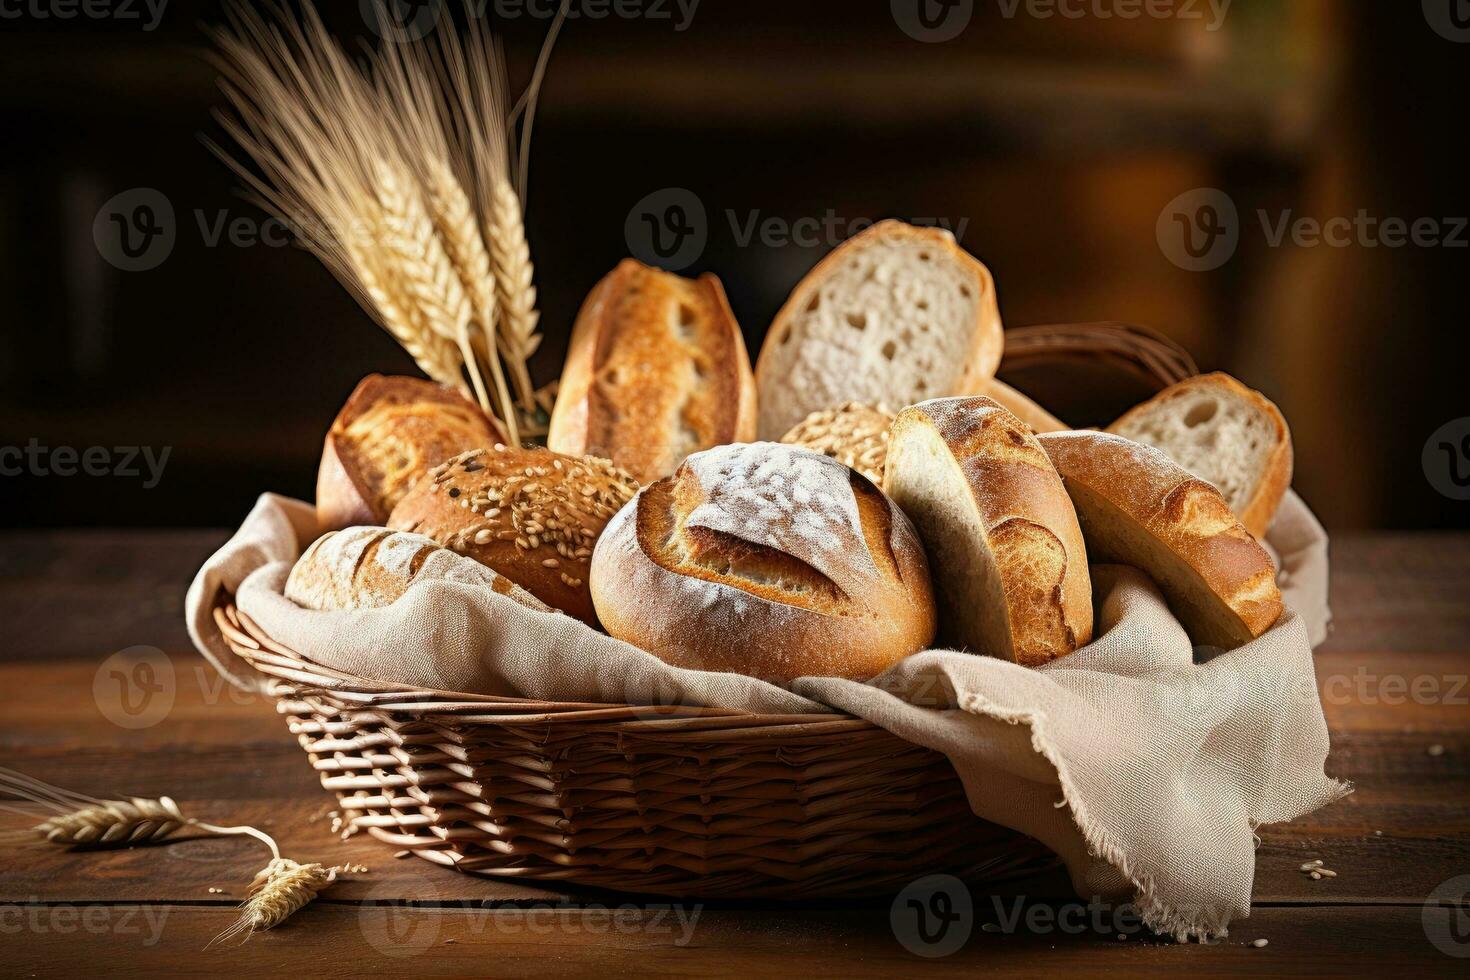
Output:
883 397 1092 666
548 259 757 484
286 526 549 612
754 219 1004 438
1107 372 1292 537
316 374 504 531
590 442 937 682
779 401 895 483
387 446 639 625
1037 430 1283 648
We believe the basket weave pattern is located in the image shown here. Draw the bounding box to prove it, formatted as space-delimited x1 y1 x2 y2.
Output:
215 599 1056 897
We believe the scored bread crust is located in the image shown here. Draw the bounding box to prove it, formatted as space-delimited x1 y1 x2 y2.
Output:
548 259 757 484
387 446 640 626
1107 372 1293 538
316 374 505 532
590 442 937 683
884 397 1092 666
286 526 550 612
1037 430 1283 648
754 219 1005 439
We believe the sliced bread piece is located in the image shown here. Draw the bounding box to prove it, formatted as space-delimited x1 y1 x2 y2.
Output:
1037 430 1283 649
884 396 1093 666
1108 372 1292 537
754 220 1004 439
548 259 757 485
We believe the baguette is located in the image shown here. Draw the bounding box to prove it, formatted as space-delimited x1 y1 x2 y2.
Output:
548 259 756 484
884 397 1092 665
1037 430 1283 648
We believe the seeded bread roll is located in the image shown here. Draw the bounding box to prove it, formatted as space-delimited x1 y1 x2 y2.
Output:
779 402 895 483
387 446 640 625
1037 430 1283 649
883 397 1092 666
286 526 550 612
316 374 505 531
548 259 757 484
590 442 937 683
1107 372 1292 538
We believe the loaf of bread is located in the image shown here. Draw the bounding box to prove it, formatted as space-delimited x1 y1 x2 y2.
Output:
386 446 639 625
1107 372 1292 538
883 397 1092 666
754 220 1004 439
590 442 937 682
1037 430 1283 648
547 259 757 484
779 401 895 483
286 526 549 612
316 374 504 532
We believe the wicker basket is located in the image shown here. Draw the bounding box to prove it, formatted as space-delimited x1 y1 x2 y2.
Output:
212 323 1195 899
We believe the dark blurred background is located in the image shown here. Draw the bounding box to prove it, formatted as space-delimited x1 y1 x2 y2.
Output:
0 0 1465 529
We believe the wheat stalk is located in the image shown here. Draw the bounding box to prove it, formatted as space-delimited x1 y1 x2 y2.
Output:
489 175 542 416
212 858 337 945
32 797 189 846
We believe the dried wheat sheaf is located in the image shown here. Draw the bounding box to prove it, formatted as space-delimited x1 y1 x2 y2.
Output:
206 1 567 442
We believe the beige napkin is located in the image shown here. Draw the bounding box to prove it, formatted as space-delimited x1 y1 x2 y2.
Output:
186 489 1345 940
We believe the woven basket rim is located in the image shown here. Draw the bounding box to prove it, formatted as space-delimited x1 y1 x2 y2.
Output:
212 590 865 730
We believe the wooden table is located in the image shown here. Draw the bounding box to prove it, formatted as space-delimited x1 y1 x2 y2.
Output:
2 530 1468 977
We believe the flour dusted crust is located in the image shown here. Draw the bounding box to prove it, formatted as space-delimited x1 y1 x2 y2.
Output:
286 526 550 613
316 374 505 532
548 259 757 484
387 446 640 626
883 397 1092 666
1038 430 1283 648
590 442 937 682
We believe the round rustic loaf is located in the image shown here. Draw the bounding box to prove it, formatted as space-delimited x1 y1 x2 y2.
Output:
285 526 550 612
387 446 640 625
779 401 895 483
589 442 937 683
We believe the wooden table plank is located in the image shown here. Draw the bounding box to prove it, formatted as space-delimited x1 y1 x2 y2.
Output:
6 905 1466 978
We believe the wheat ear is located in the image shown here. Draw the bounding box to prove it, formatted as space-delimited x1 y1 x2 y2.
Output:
212 858 338 945
423 156 520 443
488 176 542 416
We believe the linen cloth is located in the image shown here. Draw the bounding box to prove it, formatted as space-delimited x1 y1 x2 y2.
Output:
187 489 1346 940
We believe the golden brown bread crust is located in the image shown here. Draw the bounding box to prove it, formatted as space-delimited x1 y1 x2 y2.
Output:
387 446 640 625
589 442 937 683
779 402 895 483
1037 430 1283 648
884 397 1092 666
1107 372 1293 538
316 375 505 532
286 526 551 612
547 259 757 484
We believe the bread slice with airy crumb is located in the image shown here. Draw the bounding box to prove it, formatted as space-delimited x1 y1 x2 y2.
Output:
883 396 1093 666
1108 373 1292 538
1038 430 1283 649
754 220 1004 439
